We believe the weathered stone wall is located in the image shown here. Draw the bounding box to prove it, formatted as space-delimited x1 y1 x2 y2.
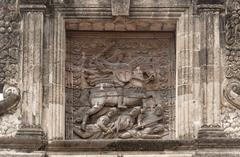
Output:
0 0 21 137
1 0 240 156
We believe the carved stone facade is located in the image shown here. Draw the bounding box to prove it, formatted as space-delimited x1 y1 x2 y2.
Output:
65 32 175 139
1 0 240 156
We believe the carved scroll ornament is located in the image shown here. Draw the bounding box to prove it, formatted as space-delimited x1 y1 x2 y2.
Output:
224 0 240 108
0 83 20 116
0 1 21 116
223 0 240 137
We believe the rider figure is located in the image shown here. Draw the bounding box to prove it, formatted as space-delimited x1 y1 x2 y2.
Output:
117 66 145 109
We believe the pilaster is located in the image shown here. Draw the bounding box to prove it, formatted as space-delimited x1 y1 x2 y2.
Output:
196 0 225 129
42 10 66 140
18 1 46 138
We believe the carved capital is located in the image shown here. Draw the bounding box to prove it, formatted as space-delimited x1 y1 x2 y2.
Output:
196 0 225 12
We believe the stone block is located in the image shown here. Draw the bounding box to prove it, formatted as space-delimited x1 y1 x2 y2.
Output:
115 24 125 31
126 23 136 31
136 22 150 31
92 23 104 31
104 23 115 30
79 23 92 30
150 23 163 31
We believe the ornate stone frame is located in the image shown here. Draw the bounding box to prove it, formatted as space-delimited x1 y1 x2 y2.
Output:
19 0 224 142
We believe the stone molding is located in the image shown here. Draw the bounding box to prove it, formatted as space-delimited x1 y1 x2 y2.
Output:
196 0 225 5
20 4 47 12
196 0 225 12
20 0 48 5
0 137 240 152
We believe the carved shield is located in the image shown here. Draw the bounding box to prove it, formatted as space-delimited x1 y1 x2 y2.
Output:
115 69 132 83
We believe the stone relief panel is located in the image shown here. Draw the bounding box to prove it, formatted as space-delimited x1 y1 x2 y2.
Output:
65 32 175 139
0 0 21 137
223 0 240 137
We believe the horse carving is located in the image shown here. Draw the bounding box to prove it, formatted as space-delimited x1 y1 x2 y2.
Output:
81 66 154 130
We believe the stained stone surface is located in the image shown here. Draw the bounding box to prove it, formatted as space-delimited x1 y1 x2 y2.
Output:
0 0 21 138
0 0 240 156
0 111 21 137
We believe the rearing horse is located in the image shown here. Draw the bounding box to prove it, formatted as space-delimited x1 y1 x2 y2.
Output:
81 83 150 130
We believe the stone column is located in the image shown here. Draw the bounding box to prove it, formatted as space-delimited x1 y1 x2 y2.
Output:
197 0 224 126
42 10 66 140
18 2 46 137
176 6 202 139
195 0 227 143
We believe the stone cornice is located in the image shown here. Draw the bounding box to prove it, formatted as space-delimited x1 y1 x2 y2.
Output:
196 0 225 12
20 4 47 12
196 0 225 5
20 0 49 5
196 4 225 12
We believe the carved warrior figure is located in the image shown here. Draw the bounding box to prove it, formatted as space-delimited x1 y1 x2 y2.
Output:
119 104 165 139
111 106 142 134
73 108 117 139
69 41 166 139
80 54 154 130
74 97 165 139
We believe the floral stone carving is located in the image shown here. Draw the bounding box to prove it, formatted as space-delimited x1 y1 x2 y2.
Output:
0 0 21 137
223 0 240 137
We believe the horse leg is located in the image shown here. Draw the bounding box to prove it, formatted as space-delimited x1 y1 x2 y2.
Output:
81 102 104 130
115 88 126 109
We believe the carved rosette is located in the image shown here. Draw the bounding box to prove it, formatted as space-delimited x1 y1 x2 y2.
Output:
223 0 240 137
